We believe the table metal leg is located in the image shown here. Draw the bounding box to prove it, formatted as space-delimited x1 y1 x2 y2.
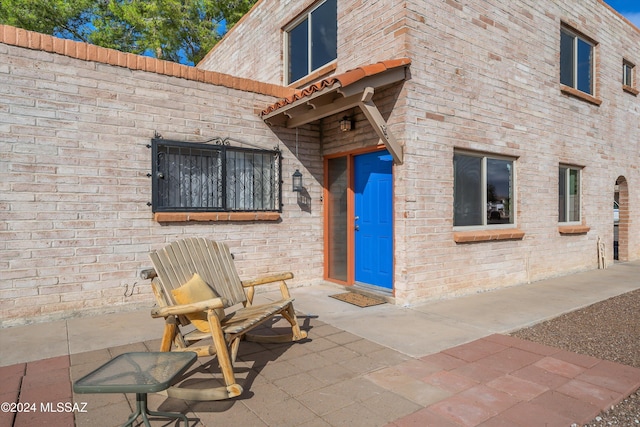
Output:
122 402 142 427
122 393 189 427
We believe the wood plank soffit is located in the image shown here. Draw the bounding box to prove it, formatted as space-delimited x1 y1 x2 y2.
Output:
262 73 407 164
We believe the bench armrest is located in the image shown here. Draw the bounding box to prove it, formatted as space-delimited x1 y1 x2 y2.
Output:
140 268 157 280
241 272 295 305
151 297 227 318
241 272 294 288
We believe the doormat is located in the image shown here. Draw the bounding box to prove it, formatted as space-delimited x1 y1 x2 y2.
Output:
329 292 387 308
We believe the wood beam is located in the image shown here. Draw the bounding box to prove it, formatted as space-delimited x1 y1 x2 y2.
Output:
286 92 363 128
338 67 407 98
357 87 403 164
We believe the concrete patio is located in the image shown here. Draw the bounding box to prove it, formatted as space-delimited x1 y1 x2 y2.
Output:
1 261 640 426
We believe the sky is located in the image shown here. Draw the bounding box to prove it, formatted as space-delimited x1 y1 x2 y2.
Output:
604 0 640 28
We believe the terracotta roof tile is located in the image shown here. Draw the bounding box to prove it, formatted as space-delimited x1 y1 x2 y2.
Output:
261 58 411 116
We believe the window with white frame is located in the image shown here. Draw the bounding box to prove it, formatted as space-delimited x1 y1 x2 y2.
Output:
285 0 337 85
558 165 581 223
560 26 596 95
623 60 635 88
453 152 514 227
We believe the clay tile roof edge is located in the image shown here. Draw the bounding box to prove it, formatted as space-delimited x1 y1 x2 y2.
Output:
261 58 411 117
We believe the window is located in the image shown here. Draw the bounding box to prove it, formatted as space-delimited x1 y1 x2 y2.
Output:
453 152 514 227
623 61 634 87
560 26 595 95
285 0 337 84
558 166 581 223
622 60 639 95
151 139 281 213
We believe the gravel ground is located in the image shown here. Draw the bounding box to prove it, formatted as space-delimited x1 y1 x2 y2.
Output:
511 288 640 426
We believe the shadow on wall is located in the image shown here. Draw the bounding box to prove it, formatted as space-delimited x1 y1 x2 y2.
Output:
297 188 312 213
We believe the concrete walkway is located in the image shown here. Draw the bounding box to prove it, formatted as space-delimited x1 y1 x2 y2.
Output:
1 261 639 426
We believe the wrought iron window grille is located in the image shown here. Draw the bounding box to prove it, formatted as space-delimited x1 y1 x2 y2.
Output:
150 138 282 213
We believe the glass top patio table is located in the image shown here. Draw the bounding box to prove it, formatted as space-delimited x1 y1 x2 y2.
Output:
74 351 197 394
74 352 197 427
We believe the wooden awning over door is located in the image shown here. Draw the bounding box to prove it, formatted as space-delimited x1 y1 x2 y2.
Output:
260 58 411 164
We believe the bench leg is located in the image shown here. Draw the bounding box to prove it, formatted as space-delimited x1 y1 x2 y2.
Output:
159 322 176 352
207 310 238 389
282 304 308 341
230 336 241 365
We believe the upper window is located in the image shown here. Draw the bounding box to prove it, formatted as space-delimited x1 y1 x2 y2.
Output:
454 152 514 228
623 61 634 87
560 26 595 95
285 0 337 85
622 60 639 95
558 165 581 223
151 139 281 213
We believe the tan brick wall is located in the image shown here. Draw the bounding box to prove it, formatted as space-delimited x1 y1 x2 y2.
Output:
1 0 639 323
392 0 640 303
198 0 408 87
203 0 639 305
0 33 323 326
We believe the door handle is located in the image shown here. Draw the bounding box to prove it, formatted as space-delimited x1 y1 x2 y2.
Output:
355 225 360 231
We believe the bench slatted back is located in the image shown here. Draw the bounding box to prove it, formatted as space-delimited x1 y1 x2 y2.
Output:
149 238 247 307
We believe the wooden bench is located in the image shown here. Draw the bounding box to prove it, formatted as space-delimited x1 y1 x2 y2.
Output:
146 237 307 400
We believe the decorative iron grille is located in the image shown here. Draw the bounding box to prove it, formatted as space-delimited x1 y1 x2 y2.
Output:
151 138 282 213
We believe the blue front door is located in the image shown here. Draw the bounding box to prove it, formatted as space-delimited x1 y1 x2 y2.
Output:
354 150 393 289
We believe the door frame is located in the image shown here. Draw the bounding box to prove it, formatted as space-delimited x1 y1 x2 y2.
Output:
323 145 394 290
615 176 629 262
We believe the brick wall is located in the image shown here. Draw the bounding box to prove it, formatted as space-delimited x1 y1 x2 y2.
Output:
0 26 323 327
393 0 640 303
198 0 408 87
203 0 639 305
1 0 639 323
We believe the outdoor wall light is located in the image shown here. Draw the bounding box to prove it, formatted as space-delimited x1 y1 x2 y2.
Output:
340 116 353 132
292 169 303 192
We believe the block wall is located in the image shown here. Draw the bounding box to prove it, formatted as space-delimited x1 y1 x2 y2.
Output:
392 0 640 303
198 0 408 87
2 0 638 322
203 0 639 305
0 30 324 326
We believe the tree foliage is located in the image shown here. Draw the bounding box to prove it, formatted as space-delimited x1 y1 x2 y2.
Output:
0 0 257 65
0 0 96 41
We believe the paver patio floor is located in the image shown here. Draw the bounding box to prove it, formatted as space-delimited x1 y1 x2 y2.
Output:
2 317 640 427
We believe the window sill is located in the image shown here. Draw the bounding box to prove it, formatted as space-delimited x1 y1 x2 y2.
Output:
623 85 639 96
560 85 602 106
558 225 590 235
288 62 337 89
453 229 525 243
154 212 281 223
